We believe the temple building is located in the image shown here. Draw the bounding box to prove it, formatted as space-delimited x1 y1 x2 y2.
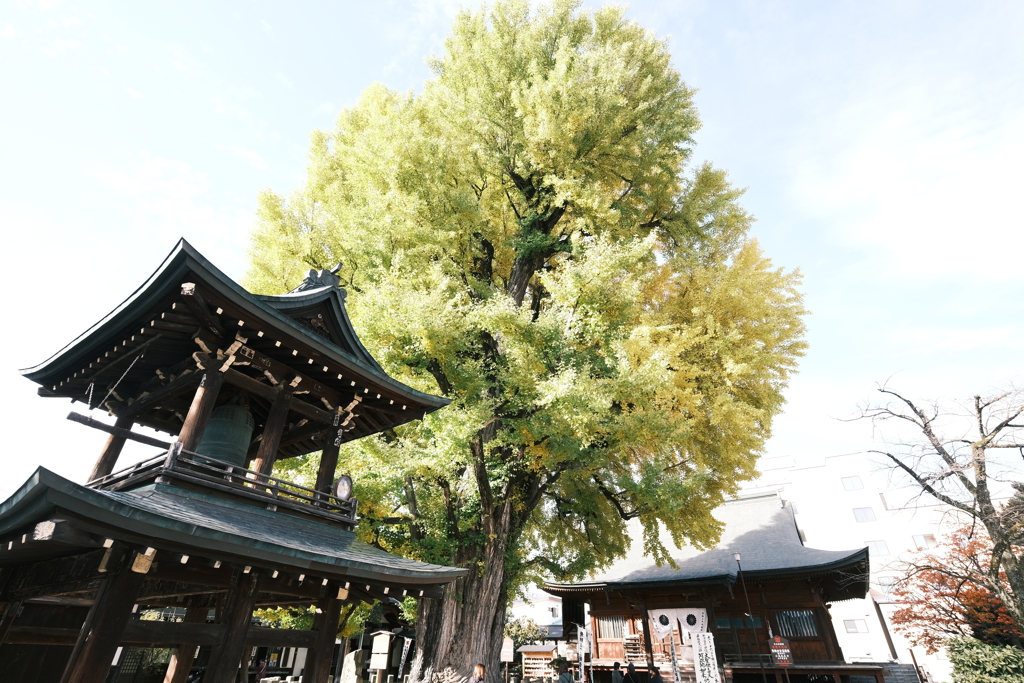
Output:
544 492 891 683
0 240 466 683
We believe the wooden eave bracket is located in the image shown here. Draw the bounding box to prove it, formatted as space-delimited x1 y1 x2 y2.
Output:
181 282 225 337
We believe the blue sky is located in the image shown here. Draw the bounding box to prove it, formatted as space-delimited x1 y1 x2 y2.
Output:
2 0 1022 490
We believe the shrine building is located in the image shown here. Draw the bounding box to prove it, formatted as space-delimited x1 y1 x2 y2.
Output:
0 240 466 683
544 492 891 683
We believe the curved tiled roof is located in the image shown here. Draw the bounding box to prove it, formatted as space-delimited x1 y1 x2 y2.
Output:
545 492 867 593
0 467 466 585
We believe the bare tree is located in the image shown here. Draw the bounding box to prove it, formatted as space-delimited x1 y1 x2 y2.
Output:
862 386 1024 627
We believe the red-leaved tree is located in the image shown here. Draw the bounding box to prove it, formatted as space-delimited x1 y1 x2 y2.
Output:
891 525 1023 653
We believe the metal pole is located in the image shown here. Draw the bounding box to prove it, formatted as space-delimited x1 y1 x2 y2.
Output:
734 553 768 683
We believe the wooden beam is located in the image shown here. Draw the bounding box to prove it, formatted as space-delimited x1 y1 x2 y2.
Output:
69 412 172 455
31 519 101 547
257 573 323 600
147 560 234 589
5 625 77 645
123 618 224 647
245 625 318 648
218 365 336 425
3 548 110 602
176 369 225 451
123 368 201 416
61 549 147 683
204 570 261 683
252 388 292 475
234 344 350 409
305 582 344 683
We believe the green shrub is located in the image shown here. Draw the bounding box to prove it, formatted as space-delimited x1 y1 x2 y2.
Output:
948 637 1024 683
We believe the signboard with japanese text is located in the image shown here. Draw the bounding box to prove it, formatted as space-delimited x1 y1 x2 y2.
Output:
693 632 720 683
769 636 793 667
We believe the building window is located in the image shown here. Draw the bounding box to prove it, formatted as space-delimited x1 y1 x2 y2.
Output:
866 540 890 555
912 534 937 549
597 616 627 639
877 576 898 595
715 617 761 630
842 476 864 491
853 507 876 523
776 610 818 637
549 606 559 618
844 619 869 633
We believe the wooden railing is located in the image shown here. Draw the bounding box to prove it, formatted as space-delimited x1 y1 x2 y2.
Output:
87 442 358 528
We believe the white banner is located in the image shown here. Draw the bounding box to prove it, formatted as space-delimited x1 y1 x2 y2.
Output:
677 608 708 634
648 608 709 641
693 632 720 683
647 609 678 641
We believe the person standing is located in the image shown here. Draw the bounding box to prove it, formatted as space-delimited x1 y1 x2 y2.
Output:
469 663 486 683
612 662 623 683
557 662 573 683
649 667 663 683
624 663 639 683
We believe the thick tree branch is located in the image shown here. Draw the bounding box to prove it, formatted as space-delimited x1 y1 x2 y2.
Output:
868 450 975 515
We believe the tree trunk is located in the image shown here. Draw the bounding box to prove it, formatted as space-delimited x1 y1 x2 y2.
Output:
409 503 515 683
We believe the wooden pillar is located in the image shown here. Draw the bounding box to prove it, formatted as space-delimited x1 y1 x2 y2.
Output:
314 429 342 493
815 605 841 661
163 604 210 683
205 570 261 683
88 413 136 481
639 598 655 669
252 388 292 475
305 583 344 683
61 550 147 683
177 370 226 451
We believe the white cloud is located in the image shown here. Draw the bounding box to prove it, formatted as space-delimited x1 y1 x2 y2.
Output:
0 22 20 39
220 144 269 171
790 73 1024 285
88 153 253 262
127 87 143 99
41 37 78 57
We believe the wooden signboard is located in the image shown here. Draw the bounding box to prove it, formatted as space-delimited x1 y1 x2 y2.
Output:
500 637 516 663
370 632 392 670
769 636 793 667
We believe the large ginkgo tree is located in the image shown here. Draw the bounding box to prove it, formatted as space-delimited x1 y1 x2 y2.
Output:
246 1 807 679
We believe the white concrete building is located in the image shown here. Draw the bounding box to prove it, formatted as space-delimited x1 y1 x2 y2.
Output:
741 451 957 682
510 586 566 638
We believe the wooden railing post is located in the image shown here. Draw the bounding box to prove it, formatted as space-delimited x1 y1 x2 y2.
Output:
164 441 183 469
